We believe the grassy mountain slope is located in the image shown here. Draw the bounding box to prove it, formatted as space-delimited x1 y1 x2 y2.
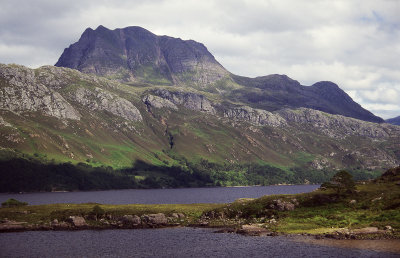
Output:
1 64 399 180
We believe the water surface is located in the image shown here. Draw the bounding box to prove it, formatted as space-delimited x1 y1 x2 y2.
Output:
0 185 319 205
0 228 397 258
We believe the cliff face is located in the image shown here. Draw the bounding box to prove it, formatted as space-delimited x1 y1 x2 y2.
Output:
0 64 81 120
55 26 228 86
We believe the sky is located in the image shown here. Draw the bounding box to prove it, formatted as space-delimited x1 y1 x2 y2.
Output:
1 0 399 119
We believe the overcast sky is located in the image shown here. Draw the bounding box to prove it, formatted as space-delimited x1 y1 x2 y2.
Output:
1 0 399 119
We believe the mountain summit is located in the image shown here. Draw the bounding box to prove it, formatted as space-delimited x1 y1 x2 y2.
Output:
56 25 228 86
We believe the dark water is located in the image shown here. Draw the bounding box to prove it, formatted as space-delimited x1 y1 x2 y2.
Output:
0 185 319 205
0 228 398 258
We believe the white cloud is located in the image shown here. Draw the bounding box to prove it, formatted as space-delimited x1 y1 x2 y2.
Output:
0 0 399 119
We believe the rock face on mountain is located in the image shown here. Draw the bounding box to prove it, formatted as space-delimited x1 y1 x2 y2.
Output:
386 116 400 126
143 90 398 139
0 64 141 122
55 25 228 86
74 87 142 121
0 64 81 120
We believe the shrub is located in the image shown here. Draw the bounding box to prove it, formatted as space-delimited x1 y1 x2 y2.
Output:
90 205 105 220
1 198 28 208
320 170 355 195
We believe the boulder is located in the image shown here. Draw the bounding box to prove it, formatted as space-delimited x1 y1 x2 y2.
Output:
142 213 167 226
384 225 393 231
352 227 380 234
0 220 26 231
237 225 271 236
119 215 141 226
270 199 296 211
67 216 87 227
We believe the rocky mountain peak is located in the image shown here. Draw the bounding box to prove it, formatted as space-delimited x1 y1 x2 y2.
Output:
55 25 228 86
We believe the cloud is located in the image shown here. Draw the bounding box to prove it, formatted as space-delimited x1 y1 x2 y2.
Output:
0 0 399 119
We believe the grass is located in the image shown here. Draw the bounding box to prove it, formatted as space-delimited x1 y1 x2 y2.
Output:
0 203 224 225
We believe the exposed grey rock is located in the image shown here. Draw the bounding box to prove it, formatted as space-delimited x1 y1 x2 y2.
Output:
74 87 142 121
384 225 393 231
67 216 87 227
277 108 398 139
119 215 141 226
142 213 168 225
0 116 12 127
224 106 287 127
270 199 296 211
0 64 81 120
143 94 178 110
237 225 271 236
152 89 216 114
0 220 26 230
351 227 380 234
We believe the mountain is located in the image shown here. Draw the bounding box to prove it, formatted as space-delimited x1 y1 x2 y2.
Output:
55 25 383 123
386 116 400 126
0 26 398 190
0 64 399 169
56 25 228 87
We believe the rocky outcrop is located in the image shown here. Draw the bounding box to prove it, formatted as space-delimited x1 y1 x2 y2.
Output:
278 108 398 139
74 87 142 121
0 64 81 120
142 94 178 110
0 219 26 231
118 215 141 226
67 216 87 227
149 89 216 114
142 213 168 226
269 199 298 211
0 116 12 127
236 225 273 236
223 106 287 127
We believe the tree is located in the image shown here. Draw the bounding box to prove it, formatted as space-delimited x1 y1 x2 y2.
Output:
90 205 105 220
320 170 355 195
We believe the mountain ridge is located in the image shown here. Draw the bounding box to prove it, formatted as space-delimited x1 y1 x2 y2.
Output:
56 25 383 123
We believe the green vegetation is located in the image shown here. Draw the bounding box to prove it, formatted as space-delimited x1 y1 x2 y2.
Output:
0 156 381 193
1 199 28 208
90 205 105 220
320 170 356 195
0 202 223 226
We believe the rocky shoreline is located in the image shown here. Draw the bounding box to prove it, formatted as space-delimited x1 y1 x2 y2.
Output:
1 214 398 241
